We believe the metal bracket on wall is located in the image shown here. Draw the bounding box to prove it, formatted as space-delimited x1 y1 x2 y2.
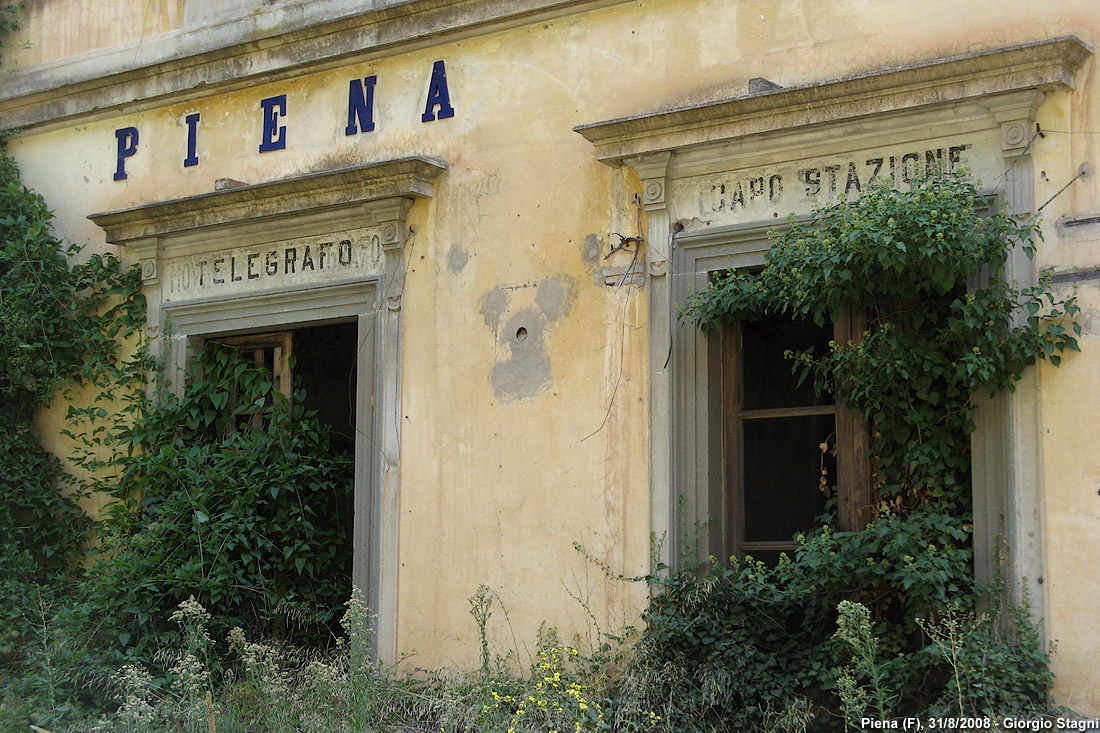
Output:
602 194 646 288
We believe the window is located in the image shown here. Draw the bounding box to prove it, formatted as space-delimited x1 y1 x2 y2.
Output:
207 323 359 449
208 331 293 438
721 307 871 564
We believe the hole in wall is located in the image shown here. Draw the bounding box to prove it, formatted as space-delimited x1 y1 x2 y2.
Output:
516 327 528 341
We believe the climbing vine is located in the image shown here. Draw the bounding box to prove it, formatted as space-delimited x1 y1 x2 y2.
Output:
2 134 353 724
685 174 1078 511
632 174 1080 728
1 132 144 724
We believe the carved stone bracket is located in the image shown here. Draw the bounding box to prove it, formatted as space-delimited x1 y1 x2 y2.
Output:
1001 121 1030 151
626 151 672 275
129 236 160 284
643 179 665 207
381 222 401 248
371 197 415 302
630 151 671 212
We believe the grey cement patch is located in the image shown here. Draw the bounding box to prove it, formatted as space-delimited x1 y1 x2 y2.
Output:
491 308 551 401
447 244 469 273
583 233 602 262
479 287 510 330
535 275 575 322
481 273 577 402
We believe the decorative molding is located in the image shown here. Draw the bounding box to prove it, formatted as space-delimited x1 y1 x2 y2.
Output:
164 278 378 333
0 0 633 132
90 157 446 244
628 152 672 209
575 36 1091 165
643 180 665 206
381 223 400 247
1002 121 1029 150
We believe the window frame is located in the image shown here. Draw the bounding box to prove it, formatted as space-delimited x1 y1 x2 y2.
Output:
720 307 871 562
666 220 877 565
208 330 294 438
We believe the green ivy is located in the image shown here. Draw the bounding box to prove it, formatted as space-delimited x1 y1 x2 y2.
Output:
65 342 355 680
0 2 19 52
2 134 353 723
683 175 1078 510
1 132 143 725
636 175 1076 729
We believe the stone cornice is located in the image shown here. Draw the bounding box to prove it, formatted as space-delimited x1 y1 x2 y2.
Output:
575 36 1093 165
89 156 446 243
0 0 630 133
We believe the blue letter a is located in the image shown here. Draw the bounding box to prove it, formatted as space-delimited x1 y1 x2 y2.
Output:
421 60 454 122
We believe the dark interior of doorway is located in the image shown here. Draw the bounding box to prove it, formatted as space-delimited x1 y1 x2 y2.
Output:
294 321 358 455
292 320 358 590
200 320 359 644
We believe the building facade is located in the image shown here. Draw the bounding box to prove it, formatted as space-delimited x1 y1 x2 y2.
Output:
2 0 1098 712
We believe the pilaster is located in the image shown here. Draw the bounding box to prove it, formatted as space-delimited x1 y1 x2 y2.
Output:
627 151 674 572
973 91 1048 640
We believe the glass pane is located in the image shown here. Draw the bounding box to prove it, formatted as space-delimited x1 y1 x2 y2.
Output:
742 414 834 543
741 316 833 410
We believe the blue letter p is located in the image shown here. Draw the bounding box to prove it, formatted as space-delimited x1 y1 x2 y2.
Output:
114 127 139 181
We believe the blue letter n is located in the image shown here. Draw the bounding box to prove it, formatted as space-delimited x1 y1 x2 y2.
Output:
346 76 377 135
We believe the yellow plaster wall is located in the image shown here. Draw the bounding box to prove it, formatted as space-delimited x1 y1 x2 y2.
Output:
7 0 1100 709
1040 297 1100 713
1 0 184 69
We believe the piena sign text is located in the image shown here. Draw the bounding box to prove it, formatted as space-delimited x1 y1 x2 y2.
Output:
112 60 454 181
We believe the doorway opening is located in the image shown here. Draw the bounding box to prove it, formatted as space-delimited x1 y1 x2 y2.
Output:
202 319 360 642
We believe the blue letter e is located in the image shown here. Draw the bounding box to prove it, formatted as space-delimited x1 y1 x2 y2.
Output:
259 94 287 152
114 127 139 181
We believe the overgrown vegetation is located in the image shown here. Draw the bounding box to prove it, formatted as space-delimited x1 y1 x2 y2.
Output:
1 132 144 726
1 127 1079 731
62 341 355 683
2 134 354 726
651 173 1079 728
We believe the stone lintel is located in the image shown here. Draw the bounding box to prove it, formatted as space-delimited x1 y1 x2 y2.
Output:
89 157 447 244
575 36 1092 165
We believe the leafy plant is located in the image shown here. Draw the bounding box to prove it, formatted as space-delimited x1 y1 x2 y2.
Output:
1 133 142 726
834 601 896 726
684 174 1078 511
633 174 1076 729
65 342 356 679
918 596 1052 718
